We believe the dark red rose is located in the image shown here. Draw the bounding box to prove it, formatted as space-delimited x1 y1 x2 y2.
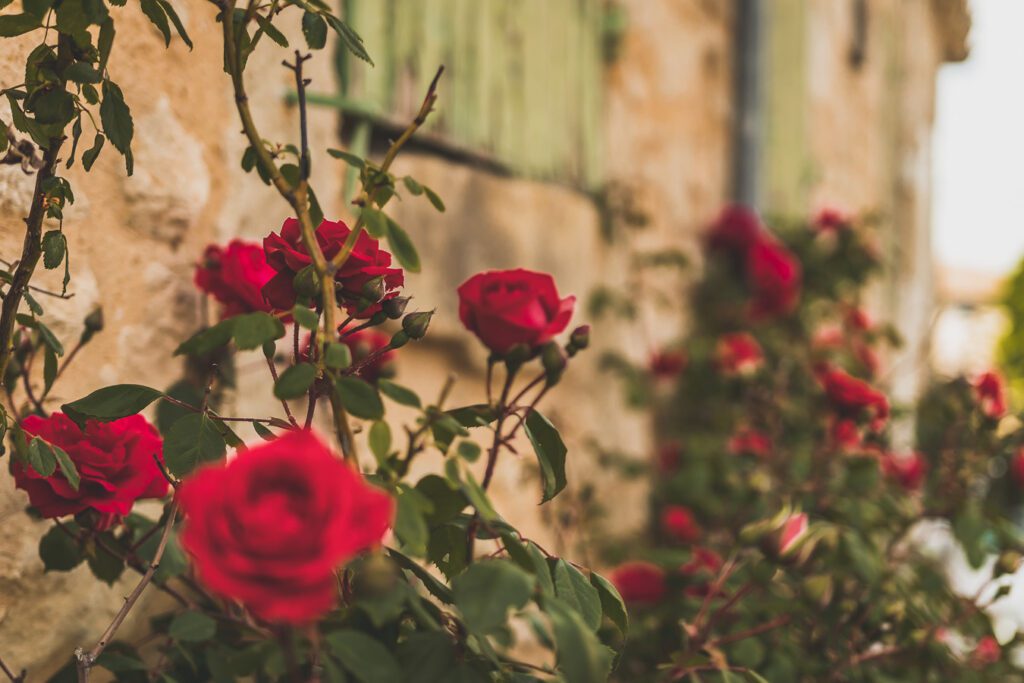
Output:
716 332 763 376
882 451 927 490
974 371 1007 420
657 442 683 474
972 636 1000 667
728 427 772 458
610 561 667 605
343 329 395 382
661 505 700 544
680 547 723 597
13 413 167 529
649 350 687 379
1012 447 1024 487
830 418 863 452
818 366 889 427
746 237 801 319
457 269 575 355
177 429 393 624
194 240 275 319
262 218 404 319
813 207 850 232
706 205 763 252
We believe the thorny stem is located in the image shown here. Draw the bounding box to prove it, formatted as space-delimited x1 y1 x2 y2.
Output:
0 654 24 683
466 370 516 559
76 503 179 682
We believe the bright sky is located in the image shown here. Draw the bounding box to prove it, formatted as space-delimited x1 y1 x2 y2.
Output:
933 0 1024 276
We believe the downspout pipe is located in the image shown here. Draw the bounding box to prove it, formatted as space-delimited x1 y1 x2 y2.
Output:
732 0 762 208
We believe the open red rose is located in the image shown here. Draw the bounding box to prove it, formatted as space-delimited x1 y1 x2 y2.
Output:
194 240 275 319
747 237 801 319
974 371 1007 420
818 366 889 427
706 204 763 252
177 429 392 624
716 332 763 376
882 451 927 491
262 218 404 318
610 561 667 605
457 269 575 355
661 504 700 544
13 413 167 529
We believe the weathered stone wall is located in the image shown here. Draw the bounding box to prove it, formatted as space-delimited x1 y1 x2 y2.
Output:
0 0 964 673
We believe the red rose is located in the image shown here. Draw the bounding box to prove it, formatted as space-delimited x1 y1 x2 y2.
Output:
610 561 667 604
812 324 844 350
746 237 801 319
194 240 275 319
706 205 763 252
457 269 575 355
728 427 772 458
972 636 1000 667
177 429 392 624
818 366 889 427
844 306 873 331
343 329 396 382
974 371 1007 420
813 207 850 232
13 413 167 529
882 451 927 490
716 333 763 376
657 442 683 474
262 218 404 318
661 505 700 544
680 547 723 597
649 350 687 379
830 418 863 452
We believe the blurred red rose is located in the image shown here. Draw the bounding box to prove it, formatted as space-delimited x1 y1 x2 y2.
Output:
813 207 850 232
830 418 863 452
728 427 772 458
882 451 927 490
974 371 1007 420
194 240 275 319
657 442 683 473
649 349 687 379
177 429 393 624
972 636 1000 667
343 329 396 382
706 204 763 252
747 237 801 320
680 547 723 597
262 218 404 318
716 332 764 376
457 269 575 355
844 306 873 331
1011 447 1024 487
610 561 667 605
818 366 889 427
661 504 700 544
14 413 167 529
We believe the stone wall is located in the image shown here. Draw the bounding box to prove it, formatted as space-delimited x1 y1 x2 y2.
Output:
0 0 965 673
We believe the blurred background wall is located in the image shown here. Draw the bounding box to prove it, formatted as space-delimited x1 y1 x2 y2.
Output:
0 0 973 672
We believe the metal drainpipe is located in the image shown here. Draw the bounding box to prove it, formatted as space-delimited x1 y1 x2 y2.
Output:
732 0 762 208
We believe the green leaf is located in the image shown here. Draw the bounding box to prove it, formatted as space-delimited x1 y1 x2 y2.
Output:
301 11 327 50
552 560 601 631
139 0 171 46
174 320 234 356
169 611 217 642
524 410 567 503
384 217 420 273
590 571 628 635
327 148 365 169
52 443 80 491
292 305 319 330
378 379 421 408
97 19 115 73
396 633 457 683
402 176 424 196
39 524 83 571
231 312 286 350
155 0 192 48
394 487 430 557
446 404 497 428
82 133 105 171
361 207 388 239
324 14 373 65
65 61 103 84
42 230 66 269
24 291 42 315
252 421 275 441
27 437 57 477
274 363 316 400
99 80 133 174
335 376 384 420
0 13 41 37
62 384 162 429
254 12 288 47
163 412 227 478
324 631 402 683
423 186 445 212
456 440 481 463
547 599 614 683
452 560 534 636
387 547 453 604
87 542 125 585
369 420 391 462
324 342 351 370
36 321 63 356
43 344 58 395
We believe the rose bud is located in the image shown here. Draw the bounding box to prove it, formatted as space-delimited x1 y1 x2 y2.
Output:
778 512 809 556
360 275 386 304
661 505 700 544
381 296 410 319
402 310 434 340
292 264 322 300
567 324 591 356
716 332 764 377
541 342 567 384
609 561 667 605
971 636 1000 667
389 330 410 349
80 307 105 344
457 269 575 356
974 371 1007 420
